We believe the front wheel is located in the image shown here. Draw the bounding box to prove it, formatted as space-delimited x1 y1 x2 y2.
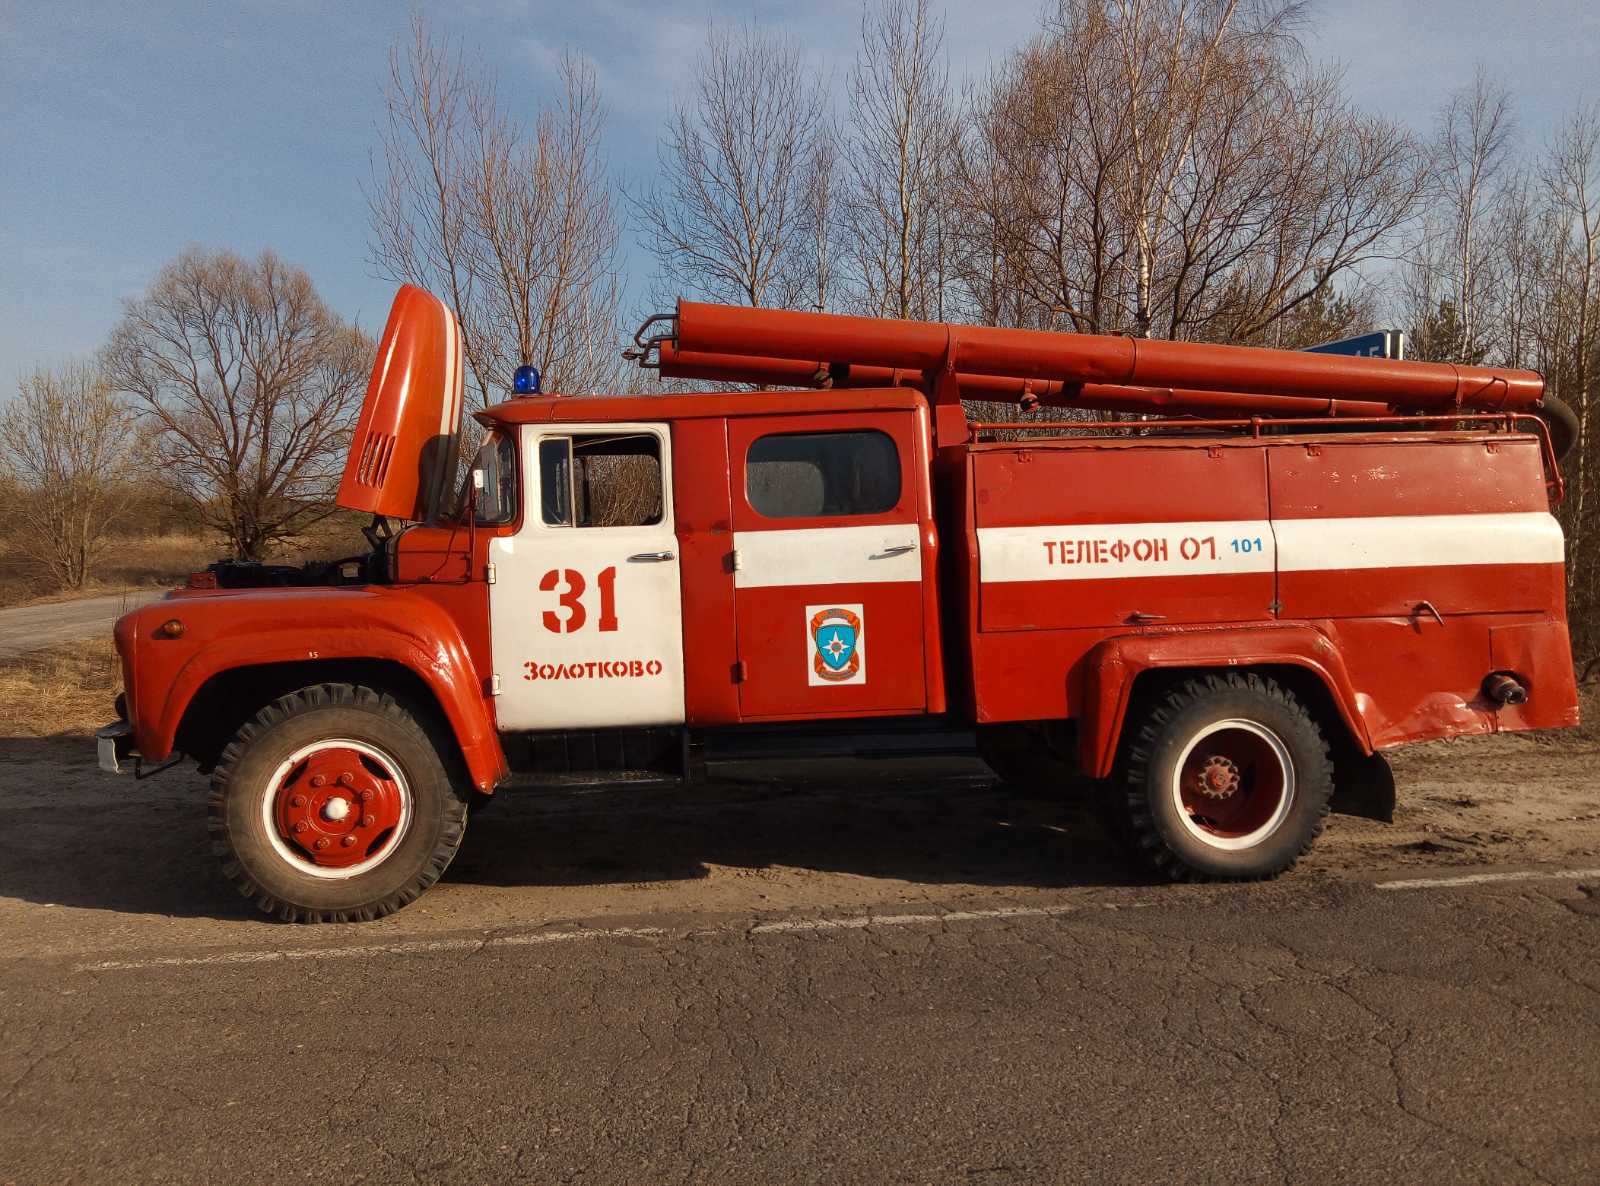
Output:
208 684 469 922
1113 673 1332 881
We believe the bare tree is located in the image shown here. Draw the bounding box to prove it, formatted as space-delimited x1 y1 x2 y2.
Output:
1405 69 1516 361
370 13 623 404
951 90 1045 332
633 23 826 308
1538 102 1600 654
1489 170 1544 369
105 248 372 562
0 363 138 589
956 0 1424 342
845 0 955 320
1390 95 1600 658
805 131 842 312
0 474 19 540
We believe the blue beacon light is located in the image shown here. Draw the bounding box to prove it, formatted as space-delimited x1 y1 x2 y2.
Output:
512 364 542 395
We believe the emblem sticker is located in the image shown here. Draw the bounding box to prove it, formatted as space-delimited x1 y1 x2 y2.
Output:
807 604 866 686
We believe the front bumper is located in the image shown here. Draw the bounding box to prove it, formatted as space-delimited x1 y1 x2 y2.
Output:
96 721 134 775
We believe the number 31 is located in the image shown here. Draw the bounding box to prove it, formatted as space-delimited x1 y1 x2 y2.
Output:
538 566 618 633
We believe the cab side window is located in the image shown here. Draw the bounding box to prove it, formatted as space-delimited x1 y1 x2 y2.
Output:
540 432 663 528
746 430 900 519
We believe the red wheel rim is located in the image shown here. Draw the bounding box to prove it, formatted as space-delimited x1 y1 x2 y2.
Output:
267 741 410 877
1171 721 1295 849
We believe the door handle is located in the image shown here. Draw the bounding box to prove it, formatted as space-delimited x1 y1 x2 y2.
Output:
875 544 917 558
1126 611 1167 625
628 551 676 563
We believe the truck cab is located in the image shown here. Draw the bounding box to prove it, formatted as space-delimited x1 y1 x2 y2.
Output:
476 387 941 733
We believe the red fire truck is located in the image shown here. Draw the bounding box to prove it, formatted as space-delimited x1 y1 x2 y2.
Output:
98 286 1580 921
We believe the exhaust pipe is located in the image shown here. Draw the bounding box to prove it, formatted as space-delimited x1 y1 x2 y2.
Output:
1484 673 1529 706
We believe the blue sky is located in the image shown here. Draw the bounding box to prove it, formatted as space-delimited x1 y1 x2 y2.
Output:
2 0 1596 399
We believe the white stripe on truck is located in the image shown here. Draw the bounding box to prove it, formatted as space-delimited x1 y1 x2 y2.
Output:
977 512 1563 584
978 520 1275 583
733 525 922 588
1273 512 1563 572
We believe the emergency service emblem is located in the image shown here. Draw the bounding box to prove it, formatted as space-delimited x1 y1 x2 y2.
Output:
807 604 865 686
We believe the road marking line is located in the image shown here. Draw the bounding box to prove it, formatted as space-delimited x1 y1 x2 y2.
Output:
1375 867 1600 891
750 902 1102 933
75 926 668 973
71 868 1598 973
75 903 1147 974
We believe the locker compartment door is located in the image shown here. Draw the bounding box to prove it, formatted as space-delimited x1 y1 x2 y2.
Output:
974 445 1275 631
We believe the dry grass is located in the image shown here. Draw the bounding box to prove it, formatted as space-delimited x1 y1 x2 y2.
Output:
0 517 369 609
0 637 122 738
0 533 215 608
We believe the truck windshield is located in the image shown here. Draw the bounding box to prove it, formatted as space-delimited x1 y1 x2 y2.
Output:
470 431 518 525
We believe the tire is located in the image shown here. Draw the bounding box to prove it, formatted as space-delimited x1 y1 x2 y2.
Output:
209 683 469 922
1113 673 1332 881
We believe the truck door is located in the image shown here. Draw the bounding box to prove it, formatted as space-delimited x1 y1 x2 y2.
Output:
489 423 686 731
728 412 928 718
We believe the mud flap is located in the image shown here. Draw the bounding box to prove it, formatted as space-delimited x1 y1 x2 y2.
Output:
1329 748 1396 824
96 721 134 775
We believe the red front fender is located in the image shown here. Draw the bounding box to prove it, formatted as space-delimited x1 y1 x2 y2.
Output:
120 588 506 791
1075 624 1373 779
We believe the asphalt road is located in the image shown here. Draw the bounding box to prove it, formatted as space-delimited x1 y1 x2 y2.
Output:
1 751 1598 1185
0 590 163 659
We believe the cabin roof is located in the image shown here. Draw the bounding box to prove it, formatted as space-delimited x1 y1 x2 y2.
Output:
475 386 927 428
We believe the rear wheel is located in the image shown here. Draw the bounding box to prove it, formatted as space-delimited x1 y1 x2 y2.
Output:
1114 673 1332 881
209 684 468 922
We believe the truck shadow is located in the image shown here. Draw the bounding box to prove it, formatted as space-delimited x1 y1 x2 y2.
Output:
453 757 1143 893
0 740 1147 922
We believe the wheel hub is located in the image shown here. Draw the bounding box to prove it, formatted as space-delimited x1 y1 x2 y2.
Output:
272 746 405 870
1172 720 1295 849
1196 755 1241 799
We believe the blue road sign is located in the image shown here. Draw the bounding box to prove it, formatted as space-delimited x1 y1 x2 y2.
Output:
1303 331 1406 359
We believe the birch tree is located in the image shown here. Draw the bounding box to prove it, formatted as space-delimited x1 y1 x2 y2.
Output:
806 132 843 312
1434 69 1516 358
1404 70 1516 363
1540 103 1600 655
845 0 955 320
